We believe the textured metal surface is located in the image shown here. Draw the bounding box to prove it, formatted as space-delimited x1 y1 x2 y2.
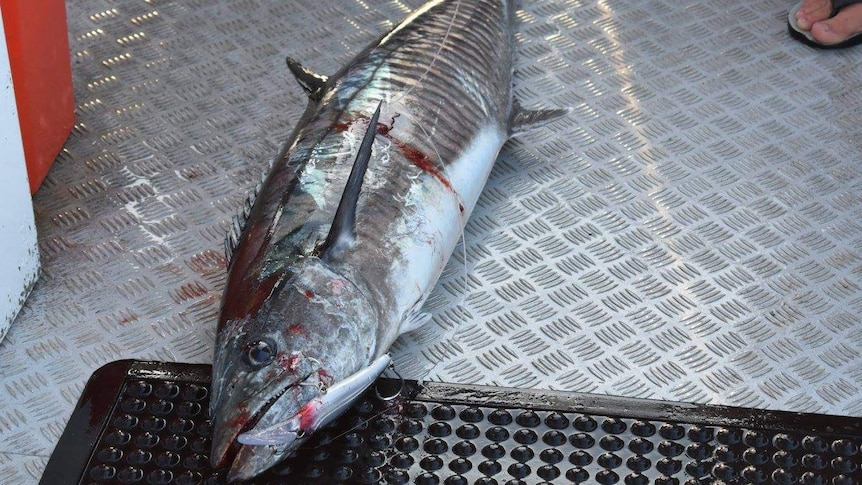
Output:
43 361 862 484
1 0 861 483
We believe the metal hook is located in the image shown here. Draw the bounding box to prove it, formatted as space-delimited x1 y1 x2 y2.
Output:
374 362 404 401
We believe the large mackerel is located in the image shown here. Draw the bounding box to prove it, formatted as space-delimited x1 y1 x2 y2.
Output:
209 0 561 480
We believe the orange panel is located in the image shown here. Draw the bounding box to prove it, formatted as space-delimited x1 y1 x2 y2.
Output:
1 0 75 194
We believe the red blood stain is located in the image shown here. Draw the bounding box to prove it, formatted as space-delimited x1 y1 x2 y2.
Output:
287 323 304 336
277 352 302 372
214 406 250 468
332 121 352 132
220 218 280 325
386 134 453 191
331 113 453 191
226 408 250 429
216 404 251 468
303 289 314 299
317 368 334 388
297 401 318 431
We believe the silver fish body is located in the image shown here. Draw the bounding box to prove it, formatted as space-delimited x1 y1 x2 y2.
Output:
211 0 521 480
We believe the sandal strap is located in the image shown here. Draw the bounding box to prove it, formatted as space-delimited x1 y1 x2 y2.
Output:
832 0 862 11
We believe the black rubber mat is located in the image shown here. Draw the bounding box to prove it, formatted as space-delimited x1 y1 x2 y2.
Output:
43 360 862 484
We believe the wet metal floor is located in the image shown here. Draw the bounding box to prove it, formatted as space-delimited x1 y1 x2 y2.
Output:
2 0 861 482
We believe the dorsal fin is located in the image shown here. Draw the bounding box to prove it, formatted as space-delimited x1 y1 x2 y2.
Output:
319 101 382 259
224 161 272 264
286 56 328 101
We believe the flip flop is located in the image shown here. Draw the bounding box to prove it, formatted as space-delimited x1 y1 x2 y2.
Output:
788 0 862 49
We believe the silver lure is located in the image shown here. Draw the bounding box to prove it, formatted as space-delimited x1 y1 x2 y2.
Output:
209 0 563 481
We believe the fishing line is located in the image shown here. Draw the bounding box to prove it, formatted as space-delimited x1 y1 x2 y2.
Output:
415 118 470 366
389 0 462 107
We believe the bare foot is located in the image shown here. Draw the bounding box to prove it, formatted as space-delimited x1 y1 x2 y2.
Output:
796 0 862 45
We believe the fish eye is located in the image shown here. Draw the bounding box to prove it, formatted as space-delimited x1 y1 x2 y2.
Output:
244 339 276 369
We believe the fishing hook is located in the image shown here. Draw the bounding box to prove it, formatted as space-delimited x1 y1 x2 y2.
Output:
374 362 404 401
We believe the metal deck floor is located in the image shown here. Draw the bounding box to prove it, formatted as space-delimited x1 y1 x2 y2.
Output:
2 0 861 483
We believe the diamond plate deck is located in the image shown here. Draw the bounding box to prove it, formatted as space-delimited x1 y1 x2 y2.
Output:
1 0 861 483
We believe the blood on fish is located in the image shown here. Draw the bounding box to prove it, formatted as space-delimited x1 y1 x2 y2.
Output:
297 401 318 431
317 368 334 387
226 408 250 429
331 121 352 132
332 114 453 191
387 135 453 191
303 289 314 299
216 407 250 468
377 113 400 135
287 323 304 336
220 219 280 323
277 352 302 372
221 272 280 324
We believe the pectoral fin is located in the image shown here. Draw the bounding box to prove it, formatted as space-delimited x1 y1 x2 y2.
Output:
509 98 570 137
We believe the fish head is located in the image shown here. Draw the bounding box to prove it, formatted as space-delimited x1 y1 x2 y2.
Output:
209 256 378 481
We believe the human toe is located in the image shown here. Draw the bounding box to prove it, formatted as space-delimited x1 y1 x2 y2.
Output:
796 0 835 30
810 3 862 44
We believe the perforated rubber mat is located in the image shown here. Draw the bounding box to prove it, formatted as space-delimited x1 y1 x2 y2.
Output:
43 361 862 484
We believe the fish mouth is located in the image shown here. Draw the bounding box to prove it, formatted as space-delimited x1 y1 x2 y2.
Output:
210 371 316 474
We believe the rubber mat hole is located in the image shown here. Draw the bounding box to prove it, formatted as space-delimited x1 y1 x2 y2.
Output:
478 459 502 476
486 425 508 442
802 435 828 453
595 469 620 484
449 457 472 473
630 421 656 437
658 440 684 457
452 440 477 457
510 445 534 462
456 423 480 439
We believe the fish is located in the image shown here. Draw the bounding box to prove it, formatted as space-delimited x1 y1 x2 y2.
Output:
208 0 564 481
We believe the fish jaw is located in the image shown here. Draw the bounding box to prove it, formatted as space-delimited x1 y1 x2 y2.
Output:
227 354 391 481
223 380 320 482
227 443 292 482
238 354 392 446
209 355 319 471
